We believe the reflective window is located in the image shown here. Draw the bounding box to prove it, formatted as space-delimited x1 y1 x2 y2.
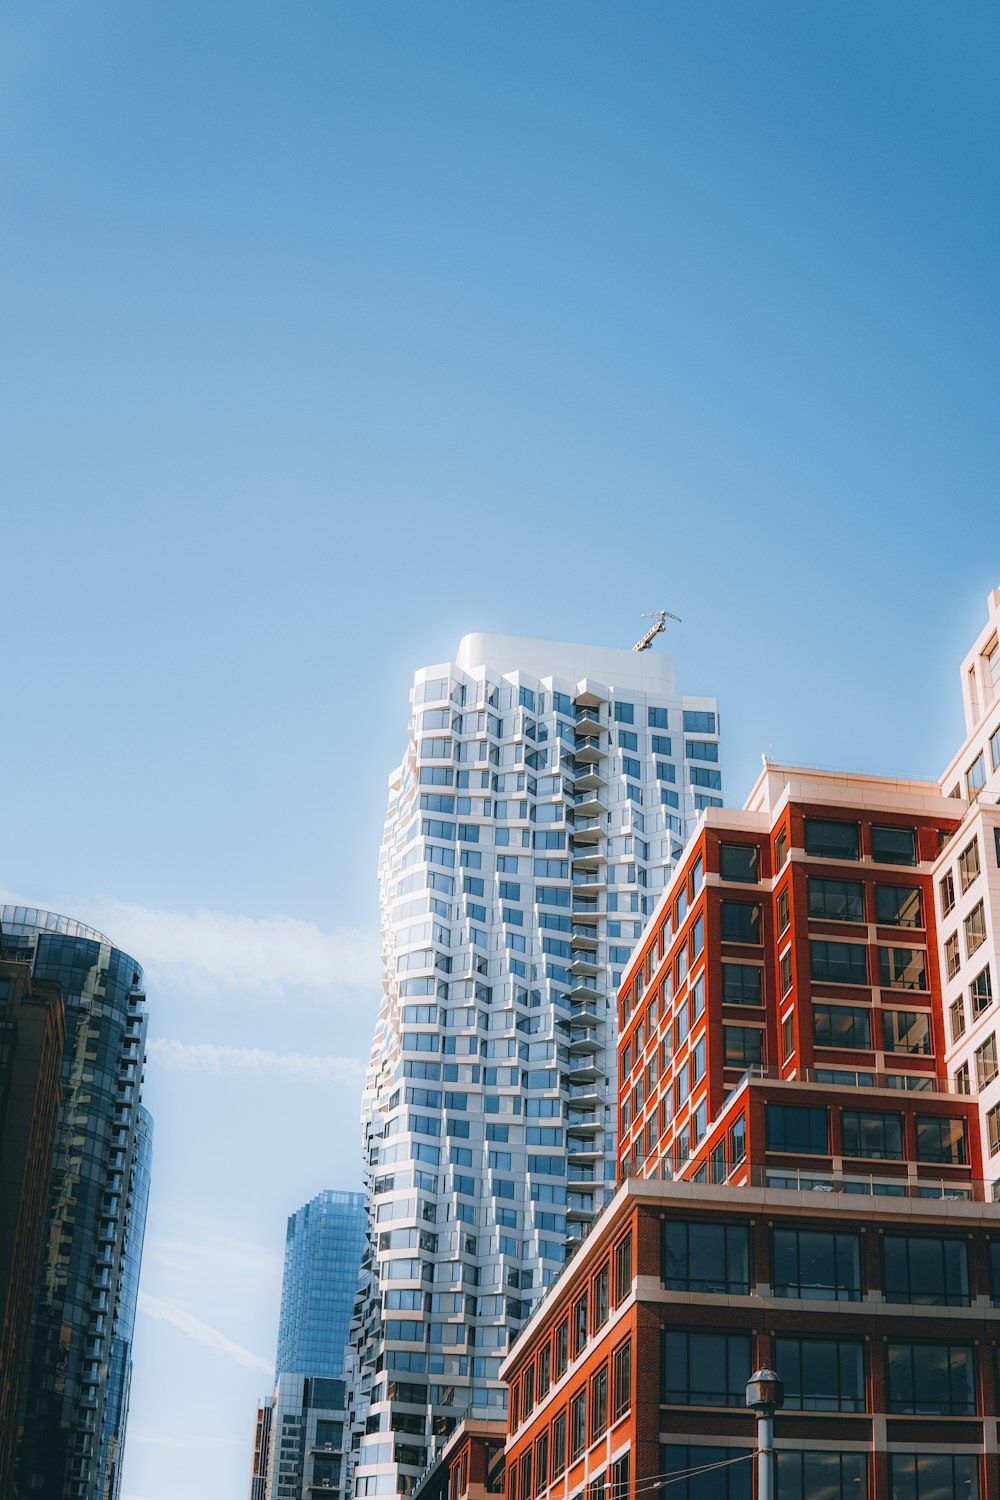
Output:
882 1235 970 1305
662 1330 749 1407
804 819 860 861
721 901 761 944
719 844 759 883
766 1104 829 1155
813 1004 871 1050
662 1220 749 1295
661 1445 751 1500
886 1342 975 1415
878 946 927 990
776 1453 867 1500
841 1109 904 1160
776 1337 865 1412
871 824 917 866
722 964 762 1005
808 877 864 922
915 1115 967 1165
875 884 922 927
882 1009 931 1055
773 1228 861 1301
889 1454 979 1499
810 939 868 985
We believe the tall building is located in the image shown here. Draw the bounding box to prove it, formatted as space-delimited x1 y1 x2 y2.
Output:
276 1190 368 1381
0 937 65 1496
1 907 152 1500
250 1190 367 1500
349 633 720 1498
496 586 1000 1500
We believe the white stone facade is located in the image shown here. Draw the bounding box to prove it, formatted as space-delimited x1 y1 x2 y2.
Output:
348 634 719 1497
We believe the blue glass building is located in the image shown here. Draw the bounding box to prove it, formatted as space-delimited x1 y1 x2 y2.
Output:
1 907 152 1500
275 1189 367 1380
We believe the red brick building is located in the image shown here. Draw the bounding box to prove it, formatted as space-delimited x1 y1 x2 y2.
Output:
497 763 1000 1500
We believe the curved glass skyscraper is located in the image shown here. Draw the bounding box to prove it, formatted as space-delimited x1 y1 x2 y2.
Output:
348 634 720 1497
1 907 152 1500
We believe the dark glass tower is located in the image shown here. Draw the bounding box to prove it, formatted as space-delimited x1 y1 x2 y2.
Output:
1 907 152 1500
275 1189 367 1380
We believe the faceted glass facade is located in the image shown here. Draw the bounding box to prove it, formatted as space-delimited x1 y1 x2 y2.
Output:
2 907 152 1500
349 635 720 1497
275 1190 368 1380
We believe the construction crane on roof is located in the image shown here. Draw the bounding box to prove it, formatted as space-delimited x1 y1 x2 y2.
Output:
633 609 682 653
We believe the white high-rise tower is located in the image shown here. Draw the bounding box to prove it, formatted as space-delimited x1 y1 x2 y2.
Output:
348 633 721 1497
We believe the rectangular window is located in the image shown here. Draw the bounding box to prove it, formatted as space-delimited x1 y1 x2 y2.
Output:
841 1109 904 1160
940 870 955 916
538 1345 550 1399
569 1389 586 1460
777 886 790 933
719 844 759 883
950 997 966 1042
766 1104 829 1155
882 1009 931 1055
721 901 761 944
773 1228 861 1301
915 1115 967 1164
887 1342 975 1415
976 1034 998 1088
878 946 927 991
686 739 720 761
613 1234 632 1304
782 1010 795 1060
729 1115 746 1164
554 1320 568 1378
593 1265 609 1330
810 939 868 985
945 931 961 978
989 1102 1000 1156
662 1444 752 1500
572 1293 588 1357
723 1025 763 1065
875 884 922 927
813 1003 871 1050
871 824 917 866
808 877 864 922
613 701 634 725
661 1329 750 1407
663 1220 749 1294
965 900 987 958
804 818 860 861
967 752 987 798
590 1366 608 1440
683 711 716 734
959 837 981 891
551 1412 566 1477
971 965 993 1016
612 1339 631 1420
648 706 669 729
776 1453 868 1499
534 1432 548 1493
774 826 788 870
883 1234 970 1305
776 1336 865 1412
722 964 762 1005
889 1455 979 1500
780 951 793 997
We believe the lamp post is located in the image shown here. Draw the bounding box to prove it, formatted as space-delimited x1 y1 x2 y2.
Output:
746 1368 784 1500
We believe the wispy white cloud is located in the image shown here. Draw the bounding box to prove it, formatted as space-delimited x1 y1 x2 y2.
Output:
0 889 380 998
144 1229 282 1283
95 901 380 995
129 1432 247 1451
147 1038 365 1085
137 1291 271 1373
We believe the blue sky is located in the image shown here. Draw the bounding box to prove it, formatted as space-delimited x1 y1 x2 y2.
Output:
1 3 997 1496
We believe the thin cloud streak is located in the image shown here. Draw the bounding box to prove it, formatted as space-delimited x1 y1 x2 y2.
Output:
137 1292 271 1373
147 1039 365 1085
97 901 380 994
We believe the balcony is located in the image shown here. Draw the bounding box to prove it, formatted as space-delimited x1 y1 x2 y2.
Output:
568 1028 600 1054
571 872 606 896
567 1137 603 1160
571 925 599 951
566 1075 602 1099
568 1001 600 1025
565 1109 601 1132
571 848 605 872
573 789 607 816
569 978 603 1002
574 705 604 733
572 737 605 763
572 816 607 846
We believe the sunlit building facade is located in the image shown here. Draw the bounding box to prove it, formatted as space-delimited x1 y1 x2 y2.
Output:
348 633 720 1497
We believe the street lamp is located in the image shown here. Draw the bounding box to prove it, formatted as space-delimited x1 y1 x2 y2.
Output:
746 1368 784 1500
